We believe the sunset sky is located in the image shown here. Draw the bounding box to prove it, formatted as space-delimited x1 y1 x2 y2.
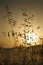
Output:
0 0 43 48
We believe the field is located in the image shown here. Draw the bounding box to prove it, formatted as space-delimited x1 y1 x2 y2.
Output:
0 44 43 65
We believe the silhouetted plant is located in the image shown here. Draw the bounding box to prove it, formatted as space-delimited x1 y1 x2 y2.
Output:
4 5 17 37
2 32 6 37
8 32 10 37
18 8 41 46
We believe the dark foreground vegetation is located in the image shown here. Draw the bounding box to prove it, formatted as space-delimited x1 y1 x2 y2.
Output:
0 45 43 65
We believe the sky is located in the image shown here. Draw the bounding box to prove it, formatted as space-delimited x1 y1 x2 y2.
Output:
0 0 43 48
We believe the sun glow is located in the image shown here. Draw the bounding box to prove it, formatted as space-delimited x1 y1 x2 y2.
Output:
26 32 39 45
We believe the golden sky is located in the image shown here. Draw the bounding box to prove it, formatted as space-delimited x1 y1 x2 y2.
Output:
0 0 43 48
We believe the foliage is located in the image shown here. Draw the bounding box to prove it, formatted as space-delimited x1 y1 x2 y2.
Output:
0 45 43 65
